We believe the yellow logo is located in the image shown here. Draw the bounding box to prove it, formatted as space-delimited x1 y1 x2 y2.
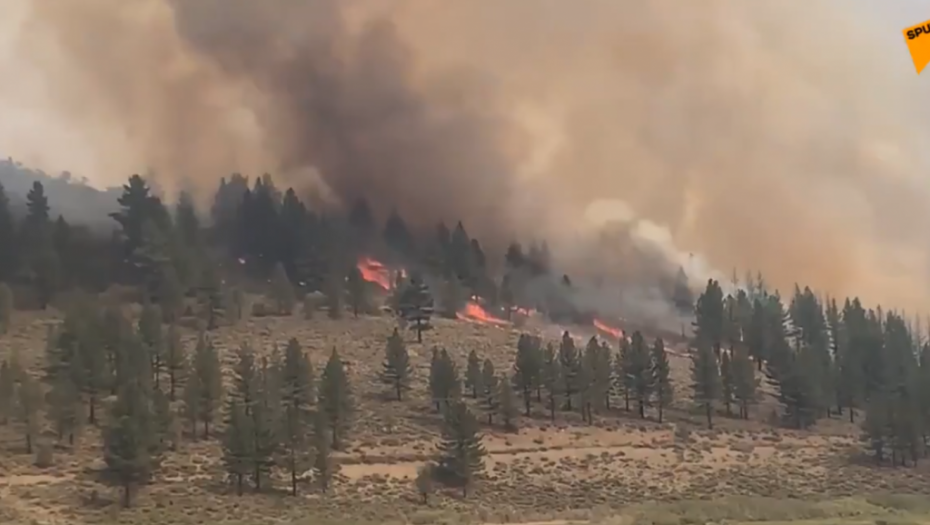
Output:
904 19 930 74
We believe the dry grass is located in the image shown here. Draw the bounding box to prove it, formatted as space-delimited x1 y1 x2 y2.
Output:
2 303 930 525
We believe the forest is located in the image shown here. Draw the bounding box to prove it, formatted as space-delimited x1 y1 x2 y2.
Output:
0 170 924 511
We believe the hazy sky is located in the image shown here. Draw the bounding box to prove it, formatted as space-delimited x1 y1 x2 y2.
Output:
4 0 930 314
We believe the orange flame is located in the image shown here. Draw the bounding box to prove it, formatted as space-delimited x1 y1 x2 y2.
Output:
357 257 392 290
458 301 510 326
593 318 624 340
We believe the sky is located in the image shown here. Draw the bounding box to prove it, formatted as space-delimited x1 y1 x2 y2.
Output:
4 0 930 315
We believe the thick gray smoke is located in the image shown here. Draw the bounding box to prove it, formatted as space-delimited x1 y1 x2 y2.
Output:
2 0 930 317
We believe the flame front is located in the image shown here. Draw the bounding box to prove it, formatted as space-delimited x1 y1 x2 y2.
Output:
357 257 392 290
458 300 509 326
593 318 624 340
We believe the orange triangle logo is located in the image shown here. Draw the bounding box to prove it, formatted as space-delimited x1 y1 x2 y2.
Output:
903 19 930 74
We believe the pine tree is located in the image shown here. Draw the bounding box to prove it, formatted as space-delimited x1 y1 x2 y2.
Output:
578 337 597 423
512 334 542 416
183 333 223 439
731 345 758 419
415 464 435 504
498 374 518 432
250 359 279 491
481 359 499 425
615 337 633 411
380 328 413 400
164 325 185 402
138 301 165 391
465 349 483 399
152 388 176 452
17 372 44 454
720 351 734 417
436 400 486 498
0 282 12 335
439 278 467 319
103 381 158 508
0 359 15 424
157 265 184 324
319 347 353 450
45 367 82 446
429 348 461 411
280 338 315 496
651 338 673 423
558 331 580 411
232 342 259 415
324 265 344 319
691 341 720 429
694 279 726 359
628 331 655 419
312 411 337 493
595 341 614 411
541 343 562 422
398 273 434 343
270 262 296 315
345 265 369 318
223 399 254 496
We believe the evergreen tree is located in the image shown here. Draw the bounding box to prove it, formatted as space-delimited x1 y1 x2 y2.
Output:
380 328 413 400
731 345 758 420
766 340 822 430
651 338 673 423
498 374 519 432
439 278 467 319
615 337 633 411
480 359 499 425
398 273 434 343
103 380 159 508
512 334 542 416
312 411 336 493
465 349 483 399
428 348 461 411
270 262 296 315
0 282 12 335
0 182 16 283
691 341 720 429
694 279 726 358
183 333 223 439
280 338 315 495
324 265 344 319
595 341 614 411
0 359 15 424
345 265 369 318
628 331 655 419
158 265 184 324
152 388 176 452
45 366 82 446
436 400 486 498
558 331 580 411
319 347 353 450
541 343 562 422
164 325 185 402
720 351 734 417
232 342 259 415
138 301 165 391
222 399 253 496
17 372 44 454
250 357 279 491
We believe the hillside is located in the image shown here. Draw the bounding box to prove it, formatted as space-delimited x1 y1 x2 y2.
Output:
0 296 927 525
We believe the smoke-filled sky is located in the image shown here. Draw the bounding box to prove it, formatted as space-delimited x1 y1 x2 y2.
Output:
2 0 930 313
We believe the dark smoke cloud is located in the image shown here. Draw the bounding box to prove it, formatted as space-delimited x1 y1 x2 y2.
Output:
4 0 930 314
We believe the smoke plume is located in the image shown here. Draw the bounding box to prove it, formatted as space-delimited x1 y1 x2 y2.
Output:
2 0 930 313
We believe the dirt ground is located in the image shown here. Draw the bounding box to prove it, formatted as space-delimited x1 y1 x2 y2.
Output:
1 305 929 525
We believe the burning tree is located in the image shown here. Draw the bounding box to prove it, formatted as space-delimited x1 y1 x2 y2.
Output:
398 273 434 343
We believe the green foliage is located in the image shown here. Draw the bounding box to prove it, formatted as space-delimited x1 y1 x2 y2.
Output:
223 399 253 496
480 359 498 424
280 338 315 496
0 282 12 334
319 347 353 450
17 372 44 454
558 331 580 411
312 411 337 493
498 374 518 432
183 333 223 440
627 331 655 419
691 341 720 429
428 347 461 412
512 333 542 416
345 265 369 318
541 342 562 422
465 349 482 399
270 262 296 315
164 325 185 402
651 338 673 423
436 400 486 498
324 266 344 320
731 345 758 420
380 328 413 401
398 273 434 343
103 380 159 508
